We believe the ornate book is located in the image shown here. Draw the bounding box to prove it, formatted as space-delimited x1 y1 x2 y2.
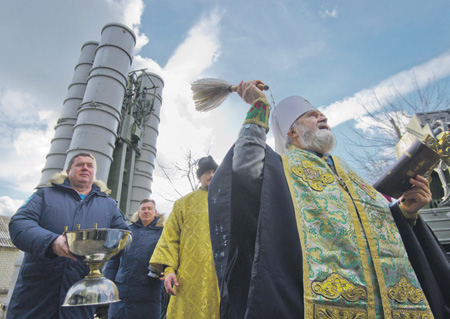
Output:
373 134 444 199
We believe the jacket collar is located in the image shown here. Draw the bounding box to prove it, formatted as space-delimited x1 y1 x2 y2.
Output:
52 178 105 197
132 217 160 229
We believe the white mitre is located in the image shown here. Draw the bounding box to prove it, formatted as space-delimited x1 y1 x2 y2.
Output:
271 96 317 154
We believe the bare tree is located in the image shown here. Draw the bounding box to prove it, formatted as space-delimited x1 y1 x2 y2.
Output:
343 75 450 183
172 149 200 192
155 149 211 203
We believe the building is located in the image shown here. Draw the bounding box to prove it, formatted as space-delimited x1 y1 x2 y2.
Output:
0 216 20 317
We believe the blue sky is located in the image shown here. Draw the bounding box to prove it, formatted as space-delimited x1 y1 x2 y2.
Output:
0 0 449 216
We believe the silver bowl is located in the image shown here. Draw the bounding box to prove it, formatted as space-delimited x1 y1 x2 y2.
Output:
65 228 131 262
62 228 132 307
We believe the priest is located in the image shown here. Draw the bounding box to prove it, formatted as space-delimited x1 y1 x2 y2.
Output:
208 80 450 319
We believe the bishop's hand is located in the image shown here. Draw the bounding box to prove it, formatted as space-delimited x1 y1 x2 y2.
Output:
237 80 268 105
399 175 432 217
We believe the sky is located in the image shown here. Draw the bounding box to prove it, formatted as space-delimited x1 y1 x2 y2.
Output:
0 0 449 217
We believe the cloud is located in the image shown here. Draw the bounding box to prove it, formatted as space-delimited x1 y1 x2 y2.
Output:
0 132 55 193
354 110 410 137
0 87 58 191
133 8 223 113
157 8 224 140
164 9 223 81
0 196 24 217
0 90 42 126
319 6 339 19
323 50 450 127
129 9 224 214
120 0 149 52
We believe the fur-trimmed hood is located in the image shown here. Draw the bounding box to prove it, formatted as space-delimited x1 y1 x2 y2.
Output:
44 171 111 194
131 211 165 227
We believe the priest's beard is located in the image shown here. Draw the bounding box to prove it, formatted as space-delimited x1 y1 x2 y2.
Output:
297 124 336 154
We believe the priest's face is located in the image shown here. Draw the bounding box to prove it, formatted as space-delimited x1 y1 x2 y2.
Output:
290 110 336 154
200 169 215 190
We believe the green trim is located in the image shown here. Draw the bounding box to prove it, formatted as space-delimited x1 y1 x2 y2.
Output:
243 98 270 131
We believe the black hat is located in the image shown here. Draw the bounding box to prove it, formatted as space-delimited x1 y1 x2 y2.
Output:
196 155 218 179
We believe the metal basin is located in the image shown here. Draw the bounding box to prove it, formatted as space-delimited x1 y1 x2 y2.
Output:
65 228 131 262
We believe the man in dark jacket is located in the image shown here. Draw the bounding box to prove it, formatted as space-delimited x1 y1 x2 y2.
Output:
104 198 164 319
7 152 129 319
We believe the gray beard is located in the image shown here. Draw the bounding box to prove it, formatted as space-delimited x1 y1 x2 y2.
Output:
298 125 336 154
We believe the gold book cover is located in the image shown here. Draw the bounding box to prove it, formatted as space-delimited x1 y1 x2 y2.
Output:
373 138 441 199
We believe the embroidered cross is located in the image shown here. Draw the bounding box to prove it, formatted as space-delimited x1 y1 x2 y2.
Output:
291 161 334 191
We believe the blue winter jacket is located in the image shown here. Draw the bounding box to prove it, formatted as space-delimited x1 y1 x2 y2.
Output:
104 217 163 319
7 179 129 319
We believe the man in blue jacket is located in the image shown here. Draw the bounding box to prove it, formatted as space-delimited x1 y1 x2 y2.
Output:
7 152 129 319
104 198 164 319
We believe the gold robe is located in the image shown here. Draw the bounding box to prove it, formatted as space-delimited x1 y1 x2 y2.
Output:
150 189 220 319
283 146 433 319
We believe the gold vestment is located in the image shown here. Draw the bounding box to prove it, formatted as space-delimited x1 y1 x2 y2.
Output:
150 189 220 319
283 146 433 319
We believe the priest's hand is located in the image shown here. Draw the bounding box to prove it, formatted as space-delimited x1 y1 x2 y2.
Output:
164 272 179 296
399 175 432 217
237 80 267 105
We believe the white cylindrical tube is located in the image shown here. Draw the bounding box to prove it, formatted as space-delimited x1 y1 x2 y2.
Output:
128 72 164 214
65 23 136 182
38 41 98 186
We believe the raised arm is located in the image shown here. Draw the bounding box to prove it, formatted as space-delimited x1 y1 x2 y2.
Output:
232 80 270 181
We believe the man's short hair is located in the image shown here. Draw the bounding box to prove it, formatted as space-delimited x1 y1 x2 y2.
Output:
140 198 156 207
67 152 96 170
